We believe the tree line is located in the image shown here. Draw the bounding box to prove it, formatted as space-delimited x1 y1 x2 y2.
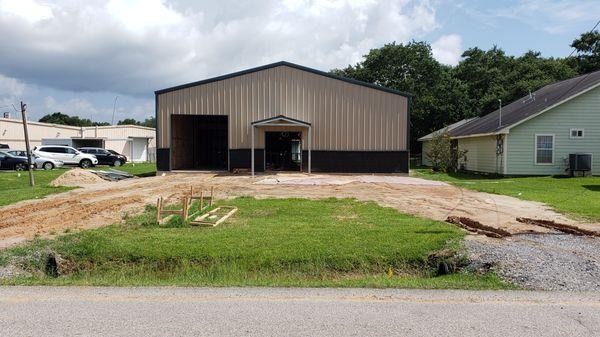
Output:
38 112 156 128
333 30 600 152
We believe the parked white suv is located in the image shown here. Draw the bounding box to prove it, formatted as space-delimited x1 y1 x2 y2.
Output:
33 145 98 168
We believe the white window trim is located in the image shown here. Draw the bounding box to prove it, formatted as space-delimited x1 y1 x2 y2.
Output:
534 134 555 166
570 128 584 139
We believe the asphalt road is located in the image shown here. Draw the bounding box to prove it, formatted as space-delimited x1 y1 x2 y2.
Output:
1 287 599 337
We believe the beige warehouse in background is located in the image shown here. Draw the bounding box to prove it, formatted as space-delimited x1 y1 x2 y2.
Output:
0 117 156 162
155 61 411 173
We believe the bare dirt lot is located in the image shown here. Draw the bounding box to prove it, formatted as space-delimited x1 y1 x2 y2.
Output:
2 172 597 249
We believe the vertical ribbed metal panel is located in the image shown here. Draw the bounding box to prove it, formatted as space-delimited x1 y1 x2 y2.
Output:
157 65 408 150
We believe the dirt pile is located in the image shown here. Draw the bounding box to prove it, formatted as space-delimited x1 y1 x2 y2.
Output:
50 168 107 187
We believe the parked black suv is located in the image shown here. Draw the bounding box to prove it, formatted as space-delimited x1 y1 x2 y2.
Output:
78 147 127 167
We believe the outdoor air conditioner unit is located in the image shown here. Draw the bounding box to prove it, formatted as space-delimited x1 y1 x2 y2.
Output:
569 153 592 176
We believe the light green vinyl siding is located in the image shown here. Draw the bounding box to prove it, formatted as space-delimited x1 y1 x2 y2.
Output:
421 141 432 166
506 85 600 175
458 136 504 174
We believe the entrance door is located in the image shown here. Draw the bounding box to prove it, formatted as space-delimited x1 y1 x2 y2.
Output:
171 115 228 170
131 138 148 162
265 131 302 171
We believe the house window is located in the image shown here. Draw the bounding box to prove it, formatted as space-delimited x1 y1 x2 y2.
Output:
570 129 584 139
535 135 554 165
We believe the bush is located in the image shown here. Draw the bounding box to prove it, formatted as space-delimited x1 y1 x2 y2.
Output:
426 131 467 172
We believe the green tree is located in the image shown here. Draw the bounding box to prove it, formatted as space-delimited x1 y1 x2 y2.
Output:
117 117 155 128
454 47 575 117
39 112 109 127
117 118 141 125
141 117 156 128
570 30 600 73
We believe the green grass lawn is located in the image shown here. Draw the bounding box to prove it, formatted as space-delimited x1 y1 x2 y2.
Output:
110 162 156 177
0 169 74 206
0 197 511 289
413 167 600 221
0 163 156 207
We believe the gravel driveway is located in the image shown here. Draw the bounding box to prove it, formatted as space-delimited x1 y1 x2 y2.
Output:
466 233 600 291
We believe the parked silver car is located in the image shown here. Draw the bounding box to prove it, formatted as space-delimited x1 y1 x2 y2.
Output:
8 150 64 170
33 145 98 168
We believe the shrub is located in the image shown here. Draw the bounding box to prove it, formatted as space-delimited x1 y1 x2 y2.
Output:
426 131 467 172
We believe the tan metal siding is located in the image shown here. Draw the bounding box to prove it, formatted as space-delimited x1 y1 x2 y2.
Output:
157 65 408 151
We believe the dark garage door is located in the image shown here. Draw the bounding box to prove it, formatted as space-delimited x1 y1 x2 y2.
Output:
171 115 228 170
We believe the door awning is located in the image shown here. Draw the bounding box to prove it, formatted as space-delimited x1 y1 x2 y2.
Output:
251 115 311 127
250 115 312 176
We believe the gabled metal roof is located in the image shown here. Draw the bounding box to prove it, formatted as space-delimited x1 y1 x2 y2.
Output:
155 61 412 98
449 70 600 138
251 115 311 127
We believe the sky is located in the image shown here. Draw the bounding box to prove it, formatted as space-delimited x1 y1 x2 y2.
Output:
0 0 599 123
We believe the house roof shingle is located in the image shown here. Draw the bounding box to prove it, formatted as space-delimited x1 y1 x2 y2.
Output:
449 70 600 138
417 118 478 141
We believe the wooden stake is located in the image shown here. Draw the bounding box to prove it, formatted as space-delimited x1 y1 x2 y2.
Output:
182 196 189 221
156 197 162 223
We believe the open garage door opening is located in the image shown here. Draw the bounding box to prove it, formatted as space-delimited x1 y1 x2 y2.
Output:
265 131 302 171
171 115 228 170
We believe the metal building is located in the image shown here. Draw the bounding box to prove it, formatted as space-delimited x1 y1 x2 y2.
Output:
155 61 411 174
0 117 156 162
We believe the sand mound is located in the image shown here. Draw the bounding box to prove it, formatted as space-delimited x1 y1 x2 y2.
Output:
50 168 107 187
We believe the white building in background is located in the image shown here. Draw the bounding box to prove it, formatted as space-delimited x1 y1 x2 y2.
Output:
0 117 156 163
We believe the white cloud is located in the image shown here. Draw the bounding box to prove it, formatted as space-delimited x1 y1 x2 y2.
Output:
42 95 154 122
44 96 100 116
106 0 183 34
0 0 53 23
0 0 439 97
490 0 600 34
431 34 462 66
0 74 26 97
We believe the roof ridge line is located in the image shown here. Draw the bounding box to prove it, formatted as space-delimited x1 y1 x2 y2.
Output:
154 61 412 98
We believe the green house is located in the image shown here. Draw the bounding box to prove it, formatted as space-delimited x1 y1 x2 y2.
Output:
419 70 600 175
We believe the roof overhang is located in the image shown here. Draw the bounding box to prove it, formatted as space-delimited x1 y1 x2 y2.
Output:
251 115 311 127
450 131 508 140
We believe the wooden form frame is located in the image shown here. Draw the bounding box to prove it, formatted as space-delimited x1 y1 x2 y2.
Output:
189 186 214 210
189 206 238 227
156 196 189 224
156 186 237 227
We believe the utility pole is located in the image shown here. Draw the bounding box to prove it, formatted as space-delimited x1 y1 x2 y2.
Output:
20 101 35 186
111 96 119 125
498 99 502 127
